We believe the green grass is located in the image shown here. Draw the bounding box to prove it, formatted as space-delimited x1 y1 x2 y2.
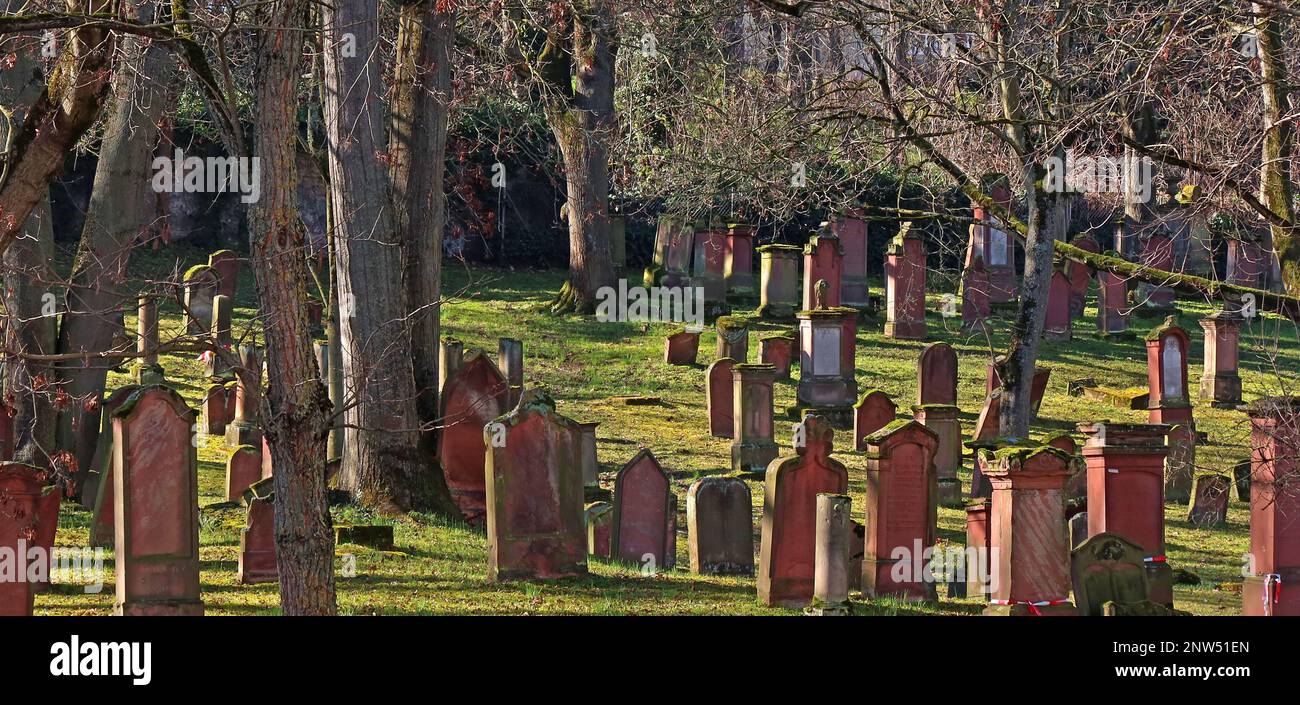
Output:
33 247 1298 615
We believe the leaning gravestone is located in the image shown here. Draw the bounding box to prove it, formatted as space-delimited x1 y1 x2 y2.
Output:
687 476 753 576
1069 511 1089 551
438 350 508 523
238 479 278 584
484 390 587 581
208 249 239 299
112 386 204 615
225 445 262 504
758 415 849 607
585 502 613 557
1072 532 1175 616
853 389 896 451
87 384 141 544
663 329 700 366
715 317 749 362
182 264 219 336
611 450 673 569
1187 474 1231 526
1165 424 1196 505
225 345 263 447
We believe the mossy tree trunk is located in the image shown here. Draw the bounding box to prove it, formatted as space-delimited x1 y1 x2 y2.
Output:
1255 3 1299 300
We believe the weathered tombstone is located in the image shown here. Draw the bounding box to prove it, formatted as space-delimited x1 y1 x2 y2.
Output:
724 223 756 295
706 358 737 439
715 316 748 362
182 264 219 336
112 386 203 615
498 338 524 409
965 498 992 597
87 384 140 544
225 345 263 447
663 329 700 366
1096 269 1130 337
967 174 1018 302
0 462 46 616
584 501 613 558
132 296 164 384
238 479 277 584
439 351 508 523
656 216 694 287
1232 458 1252 502
862 420 939 601
1227 238 1265 289
664 493 678 570
986 361 1052 414
853 389 897 451
1066 235 1098 318
802 230 844 311
972 390 1002 442
759 334 795 379
1043 266 1072 341
917 342 958 406
757 244 801 319
732 363 779 474
611 450 672 569
1146 316 1193 428
208 249 239 299
225 444 262 504
438 337 464 396
687 476 753 575
794 283 858 425
1199 311 1242 406
1078 421 1174 607
808 493 852 615
1243 397 1300 616
202 382 230 435
206 294 233 377
758 416 849 607
692 221 728 315
1138 229 1177 310
961 254 991 333
1187 474 1230 526
884 222 927 340
484 391 587 581
578 422 601 491
916 343 961 505
1069 511 1090 551
1164 424 1196 505
1071 532 1158 616
1182 201 1214 277
831 210 870 308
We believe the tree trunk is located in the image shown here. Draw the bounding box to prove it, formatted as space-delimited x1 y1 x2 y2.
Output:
1255 4 1298 299
323 0 430 513
545 10 617 315
249 0 337 615
388 0 459 517
54 10 175 489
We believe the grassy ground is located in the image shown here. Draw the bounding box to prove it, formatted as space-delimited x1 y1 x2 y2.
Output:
34 247 1299 615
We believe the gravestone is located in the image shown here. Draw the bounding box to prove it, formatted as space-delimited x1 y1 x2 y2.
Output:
917 342 958 406
206 294 233 377
225 444 262 503
1066 235 1098 318
664 493 678 570
238 479 277 584
484 390 587 581
759 335 795 379
692 221 728 315
611 450 672 569
961 255 991 333
1232 458 1252 502
724 223 756 295
793 285 858 425
687 476 753 575
707 358 737 438
884 222 927 340
967 174 1018 302
862 420 939 600
1145 316 1193 428
1069 511 1090 551
802 231 844 311
1071 532 1156 616
1139 229 1177 310
438 350 508 523
757 244 801 319
715 317 748 362
1243 397 1300 615
1187 474 1230 526
438 337 464 396
1227 238 1265 289
916 343 961 505
965 498 992 597
809 493 852 615
758 416 849 607
225 345 263 447
208 249 239 299
0 463 46 616
981 445 1076 616
112 386 203 615
1199 311 1242 406
663 329 700 366
585 502 613 557
1043 266 1072 341
132 296 164 384
1165 424 1196 505
853 389 897 451
202 382 231 435
831 210 871 308
87 384 140 544
732 363 779 474
182 264 219 336
498 338 524 409
1096 269 1130 337
578 422 601 491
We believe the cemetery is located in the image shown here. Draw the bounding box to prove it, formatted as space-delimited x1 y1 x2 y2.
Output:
1 1 1299 629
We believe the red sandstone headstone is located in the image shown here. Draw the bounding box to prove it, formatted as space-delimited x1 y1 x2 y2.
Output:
1043 267 1072 341
707 358 737 438
182 264 218 336
981 445 1077 616
918 342 958 406
967 174 1018 302
1187 474 1230 526
1138 230 1177 308
861 419 939 600
1227 238 1265 289
438 351 508 523
208 249 239 299
1243 397 1300 616
961 255 992 332
1066 235 1098 318
965 498 992 598
1146 316 1193 428
973 391 1002 442
832 212 871 307
87 384 140 546
1097 269 1129 335
758 416 849 607
202 383 230 435
663 330 701 366
760 335 796 379
1199 311 1242 406
484 391 587 581
238 481 278 584
884 222 927 340
724 223 756 294
611 450 672 569
112 386 204 615
0 463 46 616
225 445 262 503
853 389 897 451
585 502 613 557
31 488 59 594
687 476 754 575
732 364 779 474
802 232 844 312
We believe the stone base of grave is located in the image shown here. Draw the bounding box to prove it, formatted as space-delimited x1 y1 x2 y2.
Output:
937 478 963 507
786 404 854 429
884 320 926 340
757 303 797 321
131 362 165 385
862 558 938 602
1147 561 1174 608
1200 374 1242 407
982 601 1075 617
238 542 278 584
732 440 779 475
115 599 205 616
1242 570 1300 616
225 421 261 447
804 600 851 616
335 525 395 550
